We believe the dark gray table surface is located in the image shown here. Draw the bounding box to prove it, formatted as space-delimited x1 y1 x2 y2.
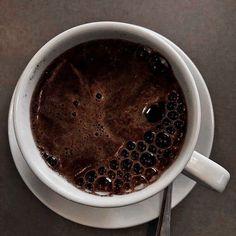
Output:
1 1 235 235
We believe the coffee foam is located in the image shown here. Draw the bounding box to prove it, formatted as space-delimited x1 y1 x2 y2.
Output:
30 39 187 195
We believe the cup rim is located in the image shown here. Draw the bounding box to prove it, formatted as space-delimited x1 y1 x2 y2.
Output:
13 21 201 208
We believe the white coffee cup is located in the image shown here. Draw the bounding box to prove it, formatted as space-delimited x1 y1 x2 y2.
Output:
13 22 230 208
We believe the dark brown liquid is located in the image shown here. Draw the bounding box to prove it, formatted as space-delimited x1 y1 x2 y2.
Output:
30 39 187 195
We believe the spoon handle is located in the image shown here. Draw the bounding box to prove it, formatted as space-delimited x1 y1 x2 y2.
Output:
155 183 173 236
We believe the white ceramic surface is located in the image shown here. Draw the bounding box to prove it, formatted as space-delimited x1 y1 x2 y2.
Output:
8 35 215 228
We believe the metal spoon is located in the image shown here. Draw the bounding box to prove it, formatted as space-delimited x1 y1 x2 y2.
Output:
155 183 173 236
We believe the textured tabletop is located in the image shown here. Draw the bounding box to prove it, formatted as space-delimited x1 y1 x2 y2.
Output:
1 1 235 235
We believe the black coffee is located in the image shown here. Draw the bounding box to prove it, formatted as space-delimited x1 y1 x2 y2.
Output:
30 39 187 195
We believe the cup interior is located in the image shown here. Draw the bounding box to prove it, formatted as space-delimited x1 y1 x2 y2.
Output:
13 22 201 207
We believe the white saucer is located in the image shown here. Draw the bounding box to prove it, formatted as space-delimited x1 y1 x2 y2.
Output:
8 35 214 229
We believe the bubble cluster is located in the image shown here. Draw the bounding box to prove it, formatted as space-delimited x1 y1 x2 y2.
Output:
69 89 186 195
41 151 59 168
94 123 106 137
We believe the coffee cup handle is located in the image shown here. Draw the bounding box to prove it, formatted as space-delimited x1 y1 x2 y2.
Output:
184 151 230 192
